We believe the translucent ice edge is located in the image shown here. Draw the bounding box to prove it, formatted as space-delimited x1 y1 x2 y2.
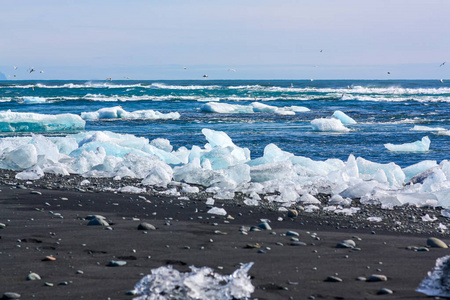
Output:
200 101 309 115
0 110 85 132
133 262 254 300
417 255 450 297
1 128 450 209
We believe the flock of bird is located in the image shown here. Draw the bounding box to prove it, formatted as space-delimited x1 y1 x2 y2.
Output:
5 57 447 81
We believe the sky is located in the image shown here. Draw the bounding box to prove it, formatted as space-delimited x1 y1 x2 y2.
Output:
1 0 449 80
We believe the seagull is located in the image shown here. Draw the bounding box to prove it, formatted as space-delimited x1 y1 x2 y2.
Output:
320 50 323 53
106 77 112 81
387 72 391 74
29 68 35 73
39 70 44 73
183 67 187 70
203 74 208 78
440 62 446 67
228 68 236 72
440 79 444 83
123 76 131 79
13 66 18 70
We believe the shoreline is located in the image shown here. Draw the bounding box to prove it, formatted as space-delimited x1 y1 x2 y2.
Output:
1 171 449 299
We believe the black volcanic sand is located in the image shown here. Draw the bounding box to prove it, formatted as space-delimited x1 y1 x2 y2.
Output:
1 171 450 299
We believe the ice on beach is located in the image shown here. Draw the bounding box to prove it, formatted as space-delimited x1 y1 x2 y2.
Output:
367 216 383 222
207 207 227 216
332 110 357 125
0 110 85 132
384 136 431 152
311 118 350 132
81 106 180 120
417 255 450 297
133 263 254 300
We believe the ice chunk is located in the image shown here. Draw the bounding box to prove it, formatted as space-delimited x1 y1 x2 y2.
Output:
384 136 431 152
356 157 405 187
0 110 85 132
150 138 173 152
411 125 446 132
3 144 37 170
250 102 294 115
417 255 450 297
311 118 350 132
207 207 227 216
43 164 70 176
133 262 254 300
250 160 297 182
141 165 173 187
81 106 180 120
299 194 321 204
367 216 382 222
200 102 253 114
15 165 44 180
403 160 439 183
332 110 357 125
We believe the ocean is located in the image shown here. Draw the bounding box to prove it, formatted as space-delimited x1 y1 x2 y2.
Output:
0 79 449 168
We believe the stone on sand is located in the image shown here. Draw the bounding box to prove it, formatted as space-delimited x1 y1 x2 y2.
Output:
137 222 156 230
427 237 448 248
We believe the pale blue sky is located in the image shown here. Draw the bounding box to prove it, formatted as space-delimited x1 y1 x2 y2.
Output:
1 0 449 80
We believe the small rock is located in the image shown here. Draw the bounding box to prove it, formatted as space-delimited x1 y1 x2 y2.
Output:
44 282 54 287
107 260 127 267
367 274 388 282
337 239 356 248
58 281 69 285
325 276 342 282
137 222 156 231
30 191 42 195
258 222 272 230
377 288 393 295
26 272 41 281
87 217 109 226
290 241 307 246
356 276 366 281
2 292 21 299
287 209 298 218
427 237 448 248
43 256 56 261
286 231 299 237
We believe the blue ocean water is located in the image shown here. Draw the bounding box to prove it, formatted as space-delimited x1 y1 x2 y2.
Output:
0 80 449 168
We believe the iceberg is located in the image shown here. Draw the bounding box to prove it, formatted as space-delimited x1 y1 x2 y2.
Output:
0 110 85 132
384 136 431 152
200 102 309 115
311 118 350 132
200 102 252 114
133 263 254 300
81 106 180 120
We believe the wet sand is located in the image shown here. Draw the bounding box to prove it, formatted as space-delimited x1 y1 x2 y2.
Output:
1 174 449 299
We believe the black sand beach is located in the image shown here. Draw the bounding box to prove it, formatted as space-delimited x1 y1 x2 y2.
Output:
1 171 449 300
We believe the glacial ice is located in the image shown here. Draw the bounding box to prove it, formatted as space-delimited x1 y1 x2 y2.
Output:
81 106 180 120
311 118 350 132
0 110 85 132
384 136 431 152
332 110 357 125
417 255 450 297
2 128 450 209
200 102 309 115
133 262 254 300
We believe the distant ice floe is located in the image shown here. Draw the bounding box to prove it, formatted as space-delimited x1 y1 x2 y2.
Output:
384 136 431 152
200 102 309 115
0 110 85 132
2 127 450 209
22 96 47 104
417 255 450 297
133 262 254 300
81 106 180 120
311 110 356 132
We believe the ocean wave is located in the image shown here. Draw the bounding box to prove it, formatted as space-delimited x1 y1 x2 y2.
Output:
149 83 221 90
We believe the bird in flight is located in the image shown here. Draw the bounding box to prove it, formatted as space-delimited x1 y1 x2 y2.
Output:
387 72 391 75
203 74 208 78
228 68 236 72
13 66 18 70
440 62 446 67
29 68 35 73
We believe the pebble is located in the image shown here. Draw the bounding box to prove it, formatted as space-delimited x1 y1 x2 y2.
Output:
107 260 127 267
416 247 430 252
367 274 387 282
287 209 298 218
325 276 342 282
2 292 21 299
286 230 299 237
43 256 56 261
87 217 109 226
290 241 307 246
427 237 448 248
257 222 272 230
44 282 54 287
26 272 41 281
356 276 366 281
30 191 42 195
137 222 156 230
377 288 393 295
336 239 356 248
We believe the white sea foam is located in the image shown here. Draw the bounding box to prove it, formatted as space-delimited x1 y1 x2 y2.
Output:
81 106 180 120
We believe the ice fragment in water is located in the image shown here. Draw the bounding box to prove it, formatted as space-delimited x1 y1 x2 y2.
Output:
417 255 450 297
311 118 350 132
81 106 180 120
332 110 357 125
133 262 254 300
0 110 85 132
384 136 431 152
